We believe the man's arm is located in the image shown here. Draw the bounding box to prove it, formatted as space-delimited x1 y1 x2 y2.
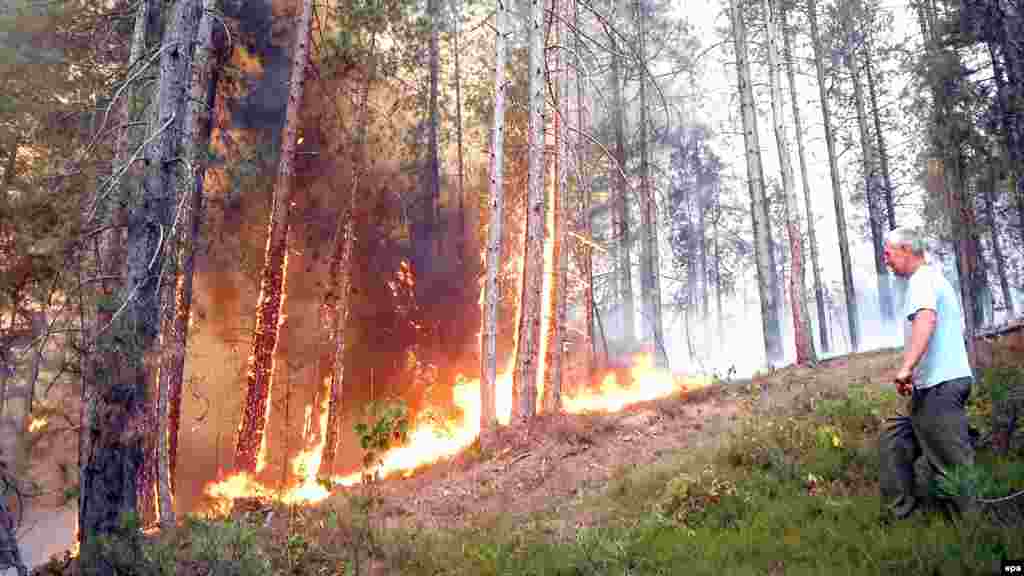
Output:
898 309 937 378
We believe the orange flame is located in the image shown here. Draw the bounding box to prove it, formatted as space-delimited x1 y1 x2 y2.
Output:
29 416 47 432
203 353 705 509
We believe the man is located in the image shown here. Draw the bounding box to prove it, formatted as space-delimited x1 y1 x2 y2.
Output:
879 226 975 520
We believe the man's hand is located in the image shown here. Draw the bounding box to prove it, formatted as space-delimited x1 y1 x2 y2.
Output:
894 368 913 397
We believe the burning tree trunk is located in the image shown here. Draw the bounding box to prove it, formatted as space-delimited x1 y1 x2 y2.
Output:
764 0 815 365
234 0 314 474
81 0 195 569
784 17 828 352
847 36 894 325
154 0 221 529
480 0 509 432
513 0 546 421
808 0 859 351
319 30 377 480
730 0 783 364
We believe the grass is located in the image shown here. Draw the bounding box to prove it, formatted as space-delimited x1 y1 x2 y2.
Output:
44 358 1024 576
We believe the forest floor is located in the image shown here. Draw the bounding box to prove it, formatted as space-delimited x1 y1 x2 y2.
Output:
20 329 1024 575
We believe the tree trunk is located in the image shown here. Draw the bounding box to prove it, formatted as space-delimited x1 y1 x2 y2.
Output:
513 0 546 421
428 0 441 261
453 0 467 269
82 0 152 543
765 0 815 365
81 0 195 571
575 0 594 381
730 0 783 365
480 0 508 431
153 0 219 529
784 17 828 353
985 165 1015 317
234 0 313 474
611 0 634 348
847 33 894 325
636 0 664 367
318 36 374 479
808 0 859 351
864 45 896 230
545 0 569 411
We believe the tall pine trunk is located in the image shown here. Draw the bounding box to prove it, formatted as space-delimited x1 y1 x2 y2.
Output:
730 0 783 364
636 0 664 367
575 0 594 381
480 0 509 432
847 32 894 325
784 16 828 352
985 166 1015 317
610 0 634 348
319 30 377 479
765 0 815 365
513 0 545 420
808 0 859 351
864 45 896 230
234 0 314 473
155 0 221 529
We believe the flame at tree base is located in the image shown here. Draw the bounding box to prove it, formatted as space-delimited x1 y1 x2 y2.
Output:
203 353 708 509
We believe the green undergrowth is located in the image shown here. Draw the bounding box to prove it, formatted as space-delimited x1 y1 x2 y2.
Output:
369 367 1024 576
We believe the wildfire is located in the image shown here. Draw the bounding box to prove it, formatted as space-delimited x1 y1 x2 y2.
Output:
203 352 705 510
28 416 47 432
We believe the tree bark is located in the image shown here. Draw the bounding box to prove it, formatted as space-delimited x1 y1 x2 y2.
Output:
636 0 664 367
985 165 1014 317
864 45 896 230
574 0 594 381
545 0 568 411
846 22 894 325
318 34 374 479
512 0 545 421
765 0 816 365
153 0 219 529
234 0 314 474
453 0 467 269
610 0 634 348
808 0 859 352
81 0 195 570
480 0 509 431
784 16 828 352
730 0 783 364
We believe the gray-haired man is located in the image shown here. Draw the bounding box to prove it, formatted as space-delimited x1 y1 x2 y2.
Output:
879 227 975 520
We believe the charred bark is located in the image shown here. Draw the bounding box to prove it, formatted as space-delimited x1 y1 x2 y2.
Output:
234 0 314 473
319 30 377 479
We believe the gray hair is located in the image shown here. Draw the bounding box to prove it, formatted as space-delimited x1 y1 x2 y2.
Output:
884 226 926 255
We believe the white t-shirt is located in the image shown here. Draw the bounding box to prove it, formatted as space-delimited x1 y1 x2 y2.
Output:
904 263 973 388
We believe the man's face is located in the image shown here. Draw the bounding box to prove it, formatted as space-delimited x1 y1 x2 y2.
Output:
883 241 912 277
